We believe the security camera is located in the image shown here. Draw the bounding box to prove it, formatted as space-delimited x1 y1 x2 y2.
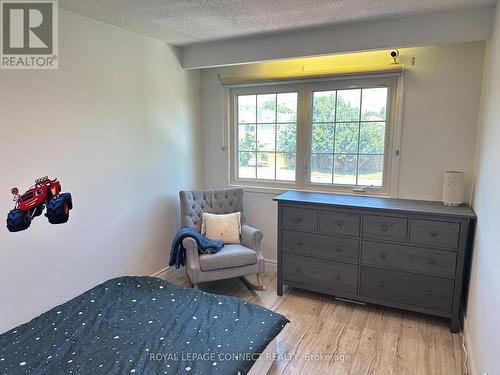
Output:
390 49 400 64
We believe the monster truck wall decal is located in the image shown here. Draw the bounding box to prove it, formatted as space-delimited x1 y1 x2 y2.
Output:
7 176 73 232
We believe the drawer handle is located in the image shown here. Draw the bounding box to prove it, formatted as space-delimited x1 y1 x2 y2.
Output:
380 252 386 259
296 267 302 273
430 230 438 237
295 217 303 223
296 240 302 246
335 246 342 252
335 274 341 280
334 220 343 226
380 224 389 232
378 282 385 289
427 258 436 265
426 290 433 296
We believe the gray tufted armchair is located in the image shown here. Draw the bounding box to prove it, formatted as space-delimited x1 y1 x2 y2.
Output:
179 188 265 289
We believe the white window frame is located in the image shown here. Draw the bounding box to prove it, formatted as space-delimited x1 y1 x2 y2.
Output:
228 73 403 196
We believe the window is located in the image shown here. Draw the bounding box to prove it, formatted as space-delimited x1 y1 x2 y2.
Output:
230 75 401 195
310 88 387 187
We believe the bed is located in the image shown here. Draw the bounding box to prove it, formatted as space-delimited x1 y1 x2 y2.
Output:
0 276 288 374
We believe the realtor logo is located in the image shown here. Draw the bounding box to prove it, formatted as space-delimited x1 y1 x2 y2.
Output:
1 0 58 69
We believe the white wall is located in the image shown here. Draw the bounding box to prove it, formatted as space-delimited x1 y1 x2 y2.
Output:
200 43 484 262
466 3 500 374
0 10 202 333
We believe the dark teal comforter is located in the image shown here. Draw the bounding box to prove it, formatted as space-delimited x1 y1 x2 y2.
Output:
0 276 288 374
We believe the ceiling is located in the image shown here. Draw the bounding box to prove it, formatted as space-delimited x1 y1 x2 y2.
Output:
59 0 496 46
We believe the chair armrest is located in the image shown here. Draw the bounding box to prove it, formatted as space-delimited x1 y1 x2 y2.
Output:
241 224 263 253
182 237 201 269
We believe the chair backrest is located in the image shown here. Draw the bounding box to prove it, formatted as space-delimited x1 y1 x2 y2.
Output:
179 188 246 232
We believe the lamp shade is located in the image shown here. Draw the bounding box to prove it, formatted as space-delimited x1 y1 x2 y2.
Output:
442 171 465 206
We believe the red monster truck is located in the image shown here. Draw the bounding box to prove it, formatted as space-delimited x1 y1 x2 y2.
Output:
7 176 73 232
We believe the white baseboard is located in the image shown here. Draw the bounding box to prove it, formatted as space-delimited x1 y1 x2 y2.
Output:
150 266 171 278
463 317 477 375
265 259 277 273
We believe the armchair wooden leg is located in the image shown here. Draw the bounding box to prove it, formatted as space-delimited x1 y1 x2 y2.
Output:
187 278 198 289
240 274 265 291
256 274 264 290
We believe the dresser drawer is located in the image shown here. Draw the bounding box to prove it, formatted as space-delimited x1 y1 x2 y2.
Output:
360 266 454 312
282 206 317 231
319 210 360 237
283 254 357 294
362 215 407 243
282 230 358 263
362 241 457 277
409 219 460 249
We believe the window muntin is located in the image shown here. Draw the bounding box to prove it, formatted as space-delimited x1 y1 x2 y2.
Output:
236 92 298 181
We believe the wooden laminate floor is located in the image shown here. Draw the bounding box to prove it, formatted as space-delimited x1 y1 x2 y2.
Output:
162 269 465 375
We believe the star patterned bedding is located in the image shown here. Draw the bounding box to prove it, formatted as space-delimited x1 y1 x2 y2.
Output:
0 276 289 374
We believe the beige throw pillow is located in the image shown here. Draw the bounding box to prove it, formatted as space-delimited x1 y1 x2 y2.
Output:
201 212 241 244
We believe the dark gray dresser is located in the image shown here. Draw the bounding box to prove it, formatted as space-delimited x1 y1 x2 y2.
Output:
273 191 476 332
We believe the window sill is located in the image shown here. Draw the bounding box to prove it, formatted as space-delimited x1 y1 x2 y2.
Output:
228 183 392 198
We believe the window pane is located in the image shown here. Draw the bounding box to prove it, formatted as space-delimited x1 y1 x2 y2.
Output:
361 88 387 121
312 123 334 153
256 152 275 180
257 124 275 151
335 123 359 153
358 155 384 186
333 155 357 185
337 89 361 122
311 154 333 183
313 91 336 122
277 93 297 122
238 95 256 123
359 122 385 154
238 152 256 179
257 94 276 123
276 153 295 181
277 124 296 153
238 124 256 152
236 91 298 182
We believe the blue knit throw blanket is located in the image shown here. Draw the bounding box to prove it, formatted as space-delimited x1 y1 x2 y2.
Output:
169 227 224 268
